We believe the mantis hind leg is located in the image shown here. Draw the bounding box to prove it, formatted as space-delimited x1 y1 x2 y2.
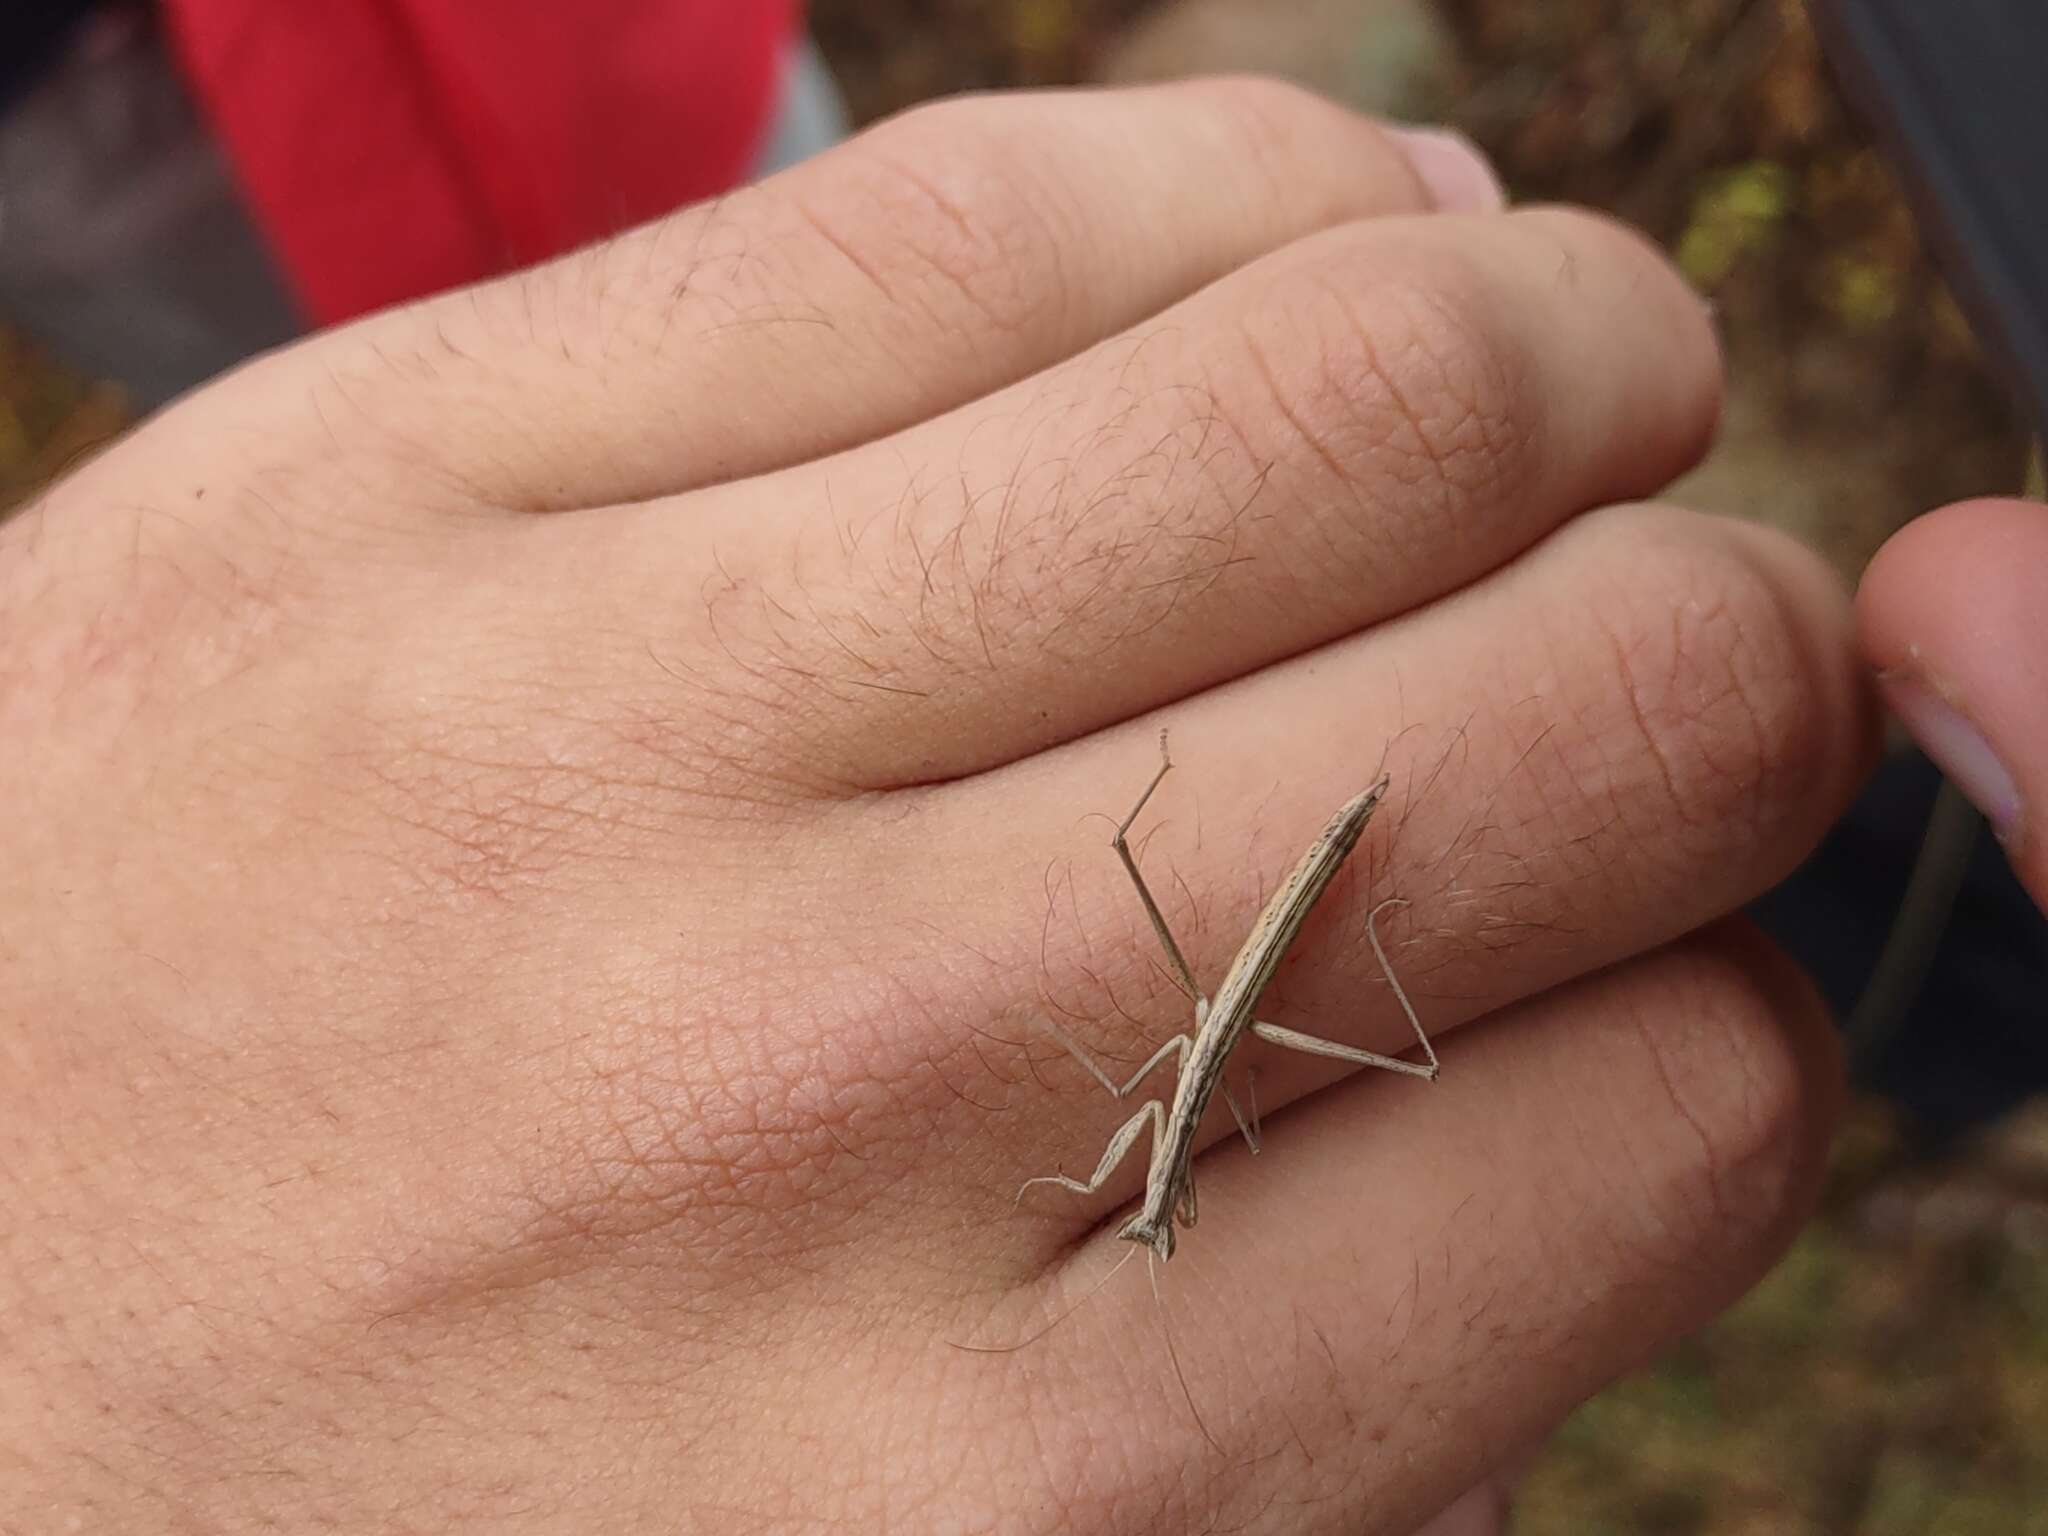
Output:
1220 1071 1260 1153
1249 1020 1437 1079
1245 898 1441 1080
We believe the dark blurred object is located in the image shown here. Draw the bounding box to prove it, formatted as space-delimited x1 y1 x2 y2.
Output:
1754 752 2048 1147
1809 0 2048 445
1761 0 2048 1141
0 6 299 408
0 1 97 109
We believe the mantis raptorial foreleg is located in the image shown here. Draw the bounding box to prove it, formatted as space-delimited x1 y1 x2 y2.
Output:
1041 1022 1192 1103
1017 1100 1165 1203
1219 1074 1260 1154
1046 1021 1264 1159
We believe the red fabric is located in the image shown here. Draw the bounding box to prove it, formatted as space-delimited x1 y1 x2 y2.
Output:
163 0 798 324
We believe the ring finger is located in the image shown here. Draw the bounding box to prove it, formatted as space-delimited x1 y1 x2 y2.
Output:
958 924 1840 1536
906 503 1870 1232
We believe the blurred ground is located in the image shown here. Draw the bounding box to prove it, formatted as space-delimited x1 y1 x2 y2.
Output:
3 1 2042 1529
1523 1100 2048 1533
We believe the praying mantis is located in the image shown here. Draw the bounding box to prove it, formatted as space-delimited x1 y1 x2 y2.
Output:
1023 735 1438 1260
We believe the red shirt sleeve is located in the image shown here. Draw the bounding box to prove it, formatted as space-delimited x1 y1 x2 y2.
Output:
163 0 798 325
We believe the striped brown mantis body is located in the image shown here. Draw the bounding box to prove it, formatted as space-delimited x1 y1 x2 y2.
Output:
1023 735 1438 1260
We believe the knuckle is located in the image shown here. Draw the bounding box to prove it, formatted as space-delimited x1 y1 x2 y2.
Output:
812 351 1269 675
1181 73 1436 216
810 102 1075 338
494 916 987 1284
207 326 499 516
1520 203 1698 301
1609 939 1832 1266
514 98 1084 367
354 735 603 903
1235 244 1539 563
1568 512 1839 873
1513 204 1726 433
0 479 290 732
1176 73 1370 173
341 673 746 906
1515 202 1667 272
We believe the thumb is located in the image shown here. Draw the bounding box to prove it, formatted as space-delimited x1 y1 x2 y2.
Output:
1858 498 2048 911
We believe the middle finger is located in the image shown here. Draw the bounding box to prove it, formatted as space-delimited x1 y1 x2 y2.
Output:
589 207 1721 785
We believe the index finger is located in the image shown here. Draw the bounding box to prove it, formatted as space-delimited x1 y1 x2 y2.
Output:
256 79 1489 511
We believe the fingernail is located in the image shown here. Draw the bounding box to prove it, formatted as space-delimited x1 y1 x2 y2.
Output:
1882 676 2024 845
1385 125 1507 213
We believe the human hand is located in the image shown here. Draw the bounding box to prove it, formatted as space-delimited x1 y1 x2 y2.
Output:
1860 498 2047 912
1 81 1873 1533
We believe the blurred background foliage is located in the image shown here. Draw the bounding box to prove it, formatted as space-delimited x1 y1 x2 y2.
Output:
3 1 2042 1529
